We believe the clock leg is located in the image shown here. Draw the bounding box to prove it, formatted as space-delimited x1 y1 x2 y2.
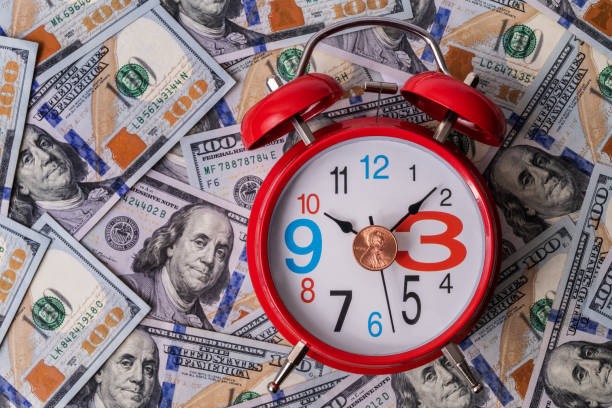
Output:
268 340 310 393
442 342 483 393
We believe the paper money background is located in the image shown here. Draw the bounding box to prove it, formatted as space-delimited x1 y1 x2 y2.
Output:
0 0 609 407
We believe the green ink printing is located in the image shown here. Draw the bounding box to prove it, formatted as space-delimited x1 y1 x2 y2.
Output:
530 298 553 333
116 63 150 98
32 296 66 331
503 25 537 59
277 48 310 82
598 65 612 98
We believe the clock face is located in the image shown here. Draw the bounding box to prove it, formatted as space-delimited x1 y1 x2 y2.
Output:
267 136 486 356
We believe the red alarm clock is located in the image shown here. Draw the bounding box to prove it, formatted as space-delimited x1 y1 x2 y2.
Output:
240 17 505 392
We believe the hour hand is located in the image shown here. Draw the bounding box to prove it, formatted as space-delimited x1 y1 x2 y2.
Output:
324 212 358 234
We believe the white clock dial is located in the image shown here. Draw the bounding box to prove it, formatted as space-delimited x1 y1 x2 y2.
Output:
268 136 486 356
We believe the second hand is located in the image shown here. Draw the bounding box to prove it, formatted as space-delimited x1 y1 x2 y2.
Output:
370 215 396 333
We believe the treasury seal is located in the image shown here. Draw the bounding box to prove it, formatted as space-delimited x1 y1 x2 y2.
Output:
503 25 537 59
105 216 140 251
32 296 65 331
234 175 263 209
116 63 149 98
530 298 553 332
233 391 260 404
598 65 612 98
277 48 310 82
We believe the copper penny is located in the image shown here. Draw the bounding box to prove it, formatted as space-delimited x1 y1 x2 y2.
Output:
352 225 398 271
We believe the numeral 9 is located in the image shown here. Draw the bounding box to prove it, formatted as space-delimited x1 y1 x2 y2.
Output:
284 219 322 274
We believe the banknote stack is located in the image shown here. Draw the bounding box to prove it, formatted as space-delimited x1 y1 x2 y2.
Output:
0 0 609 406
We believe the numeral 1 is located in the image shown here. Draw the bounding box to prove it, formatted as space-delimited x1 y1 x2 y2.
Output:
330 166 348 194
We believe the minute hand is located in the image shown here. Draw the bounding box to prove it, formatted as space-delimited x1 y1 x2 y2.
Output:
390 187 437 232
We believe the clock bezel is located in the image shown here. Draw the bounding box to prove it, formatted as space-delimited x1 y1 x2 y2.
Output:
247 116 501 373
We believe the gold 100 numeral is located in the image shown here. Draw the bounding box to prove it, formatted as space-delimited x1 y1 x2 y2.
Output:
163 79 209 127
81 307 125 354
332 0 388 19
0 248 26 303
81 0 131 32
0 61 19 118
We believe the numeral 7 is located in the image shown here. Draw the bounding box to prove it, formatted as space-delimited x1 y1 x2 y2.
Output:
330 290 352 332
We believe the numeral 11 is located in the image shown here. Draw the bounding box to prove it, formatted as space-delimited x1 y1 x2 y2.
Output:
330 166 348 194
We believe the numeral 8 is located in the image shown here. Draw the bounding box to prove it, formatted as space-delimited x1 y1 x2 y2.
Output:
301 278 315 303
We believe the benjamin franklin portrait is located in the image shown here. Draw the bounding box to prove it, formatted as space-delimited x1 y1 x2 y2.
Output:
9 124 116 234
162 0 267 58
391 356 489 408
322 0 437 74
486 144 589 243
123 203 234 329
543 340 612 408
67 329 161 408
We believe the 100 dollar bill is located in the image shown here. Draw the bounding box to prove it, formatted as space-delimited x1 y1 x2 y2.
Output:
233 371 348 408
0 216 50 344
182 125 285 209
0 0 147 82
465 218 574 407
135 318 332 408
160 0 412 63
15 3 234 239
82 170 254 331
0 214 150 408
524 163 612 408
0 37 37 216
584 251 612 333
525 0 611 56
196 45 395 131
322 0 566 116
481 32 610 256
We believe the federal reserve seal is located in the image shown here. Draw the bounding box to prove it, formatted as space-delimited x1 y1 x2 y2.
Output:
116 63 149 98
105 216 140 251
32 296 65 331
530 298 553 332
234 175 263 209
503 25 536 59
598 65 612 98
233 391 260 404
277 48 310 82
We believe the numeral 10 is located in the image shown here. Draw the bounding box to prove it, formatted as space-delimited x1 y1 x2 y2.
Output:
0 61 19 118
297 193 319 214
332 0 388 18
